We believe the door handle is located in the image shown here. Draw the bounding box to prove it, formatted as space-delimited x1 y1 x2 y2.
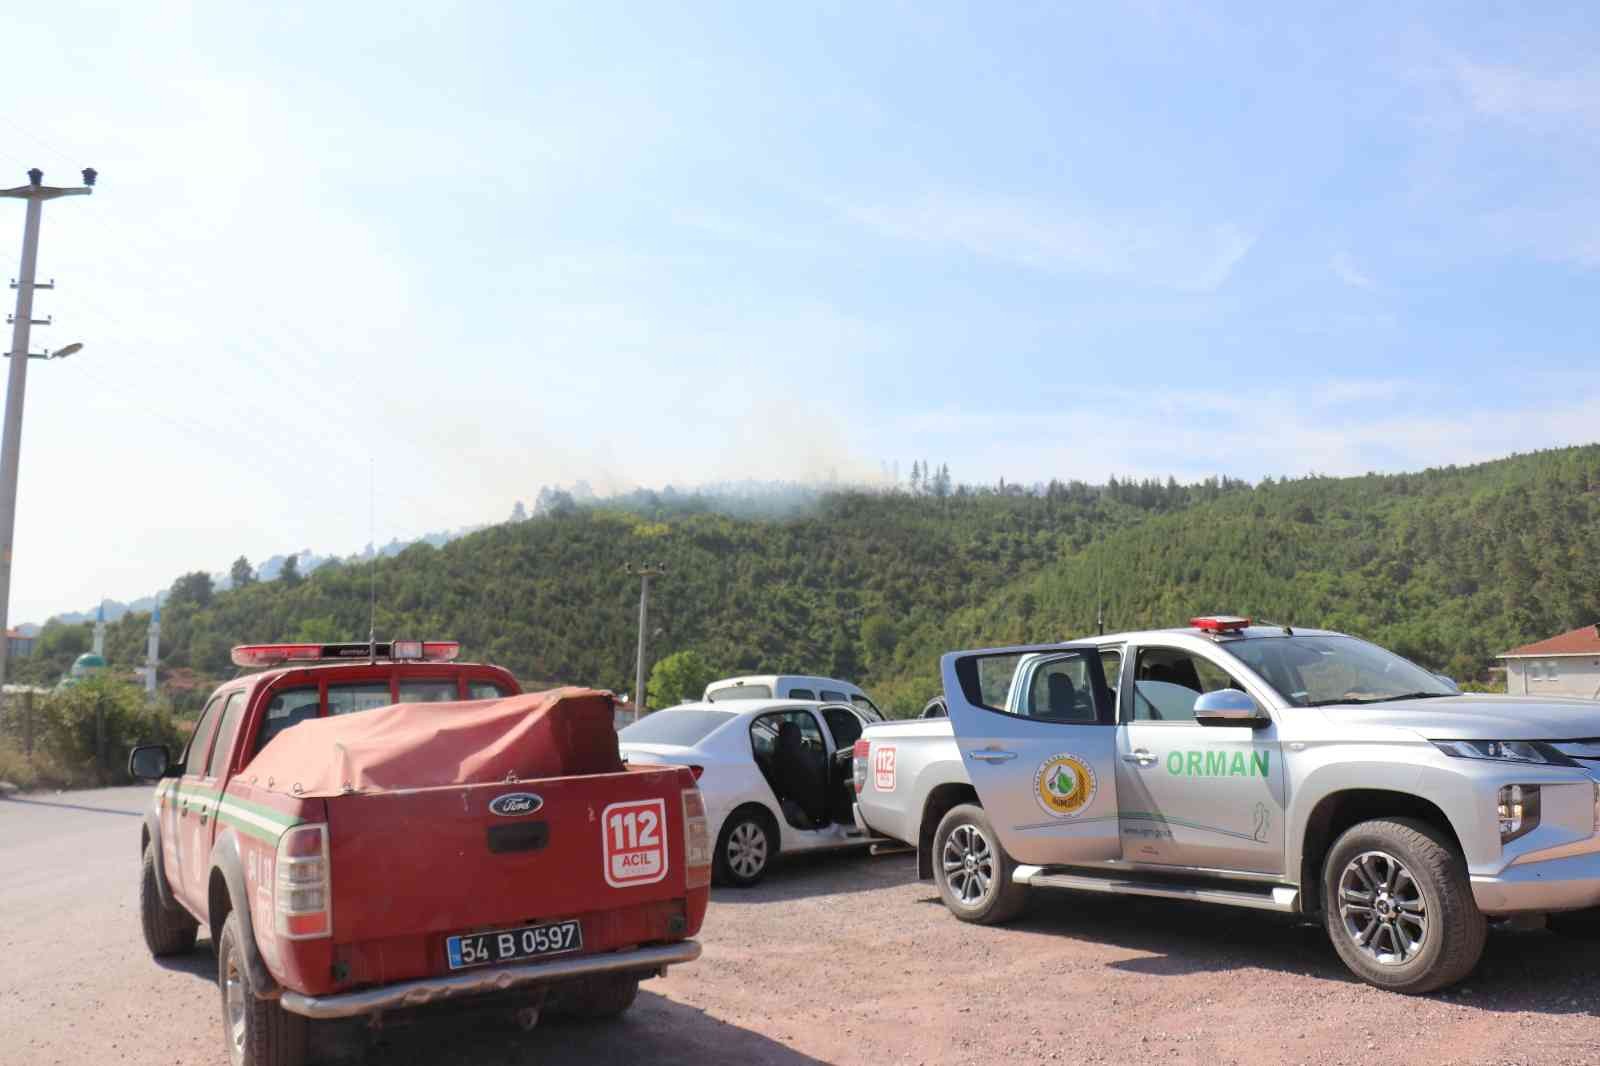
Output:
968 748 1018 763
1122 750 1158 767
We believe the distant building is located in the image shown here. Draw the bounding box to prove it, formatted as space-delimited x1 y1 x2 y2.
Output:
1498 624 1600 699
6 629 35 658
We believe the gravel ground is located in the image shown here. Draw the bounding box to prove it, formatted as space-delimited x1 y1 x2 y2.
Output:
2 787 1597 1065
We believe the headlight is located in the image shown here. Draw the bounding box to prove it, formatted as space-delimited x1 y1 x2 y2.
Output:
1498 784 1540 844
1431 739 1576 766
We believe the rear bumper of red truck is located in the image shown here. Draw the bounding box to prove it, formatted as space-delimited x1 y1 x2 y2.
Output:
277 939 701 1020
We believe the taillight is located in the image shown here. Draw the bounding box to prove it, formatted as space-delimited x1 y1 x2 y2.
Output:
852 739 870 794
688 765 704 781
275 824 332 940
682 788 712 890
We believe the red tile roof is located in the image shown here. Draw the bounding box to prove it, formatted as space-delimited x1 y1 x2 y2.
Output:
1500 623 1600 658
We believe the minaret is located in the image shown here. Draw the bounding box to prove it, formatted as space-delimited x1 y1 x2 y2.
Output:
92 600 106 657
143 599 160 697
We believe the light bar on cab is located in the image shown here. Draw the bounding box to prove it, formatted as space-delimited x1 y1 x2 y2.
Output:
1191 616 1251 634
231 640 462 667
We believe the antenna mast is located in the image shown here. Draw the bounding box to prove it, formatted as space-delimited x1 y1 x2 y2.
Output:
1096 558 1105 636
367 459 377 662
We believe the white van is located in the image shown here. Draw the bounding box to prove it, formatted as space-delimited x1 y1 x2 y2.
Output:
703 674 884 720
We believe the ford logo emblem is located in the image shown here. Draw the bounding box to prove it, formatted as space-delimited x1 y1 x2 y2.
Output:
489 792 544 817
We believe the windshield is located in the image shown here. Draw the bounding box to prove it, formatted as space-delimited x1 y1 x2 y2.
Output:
1224 635 1455 708
619 709 736 746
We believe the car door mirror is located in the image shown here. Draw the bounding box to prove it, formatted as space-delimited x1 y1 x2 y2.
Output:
1193 689 1271 730
128 744 173 781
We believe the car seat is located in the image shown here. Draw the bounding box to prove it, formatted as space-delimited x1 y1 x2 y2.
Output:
774 721 829 827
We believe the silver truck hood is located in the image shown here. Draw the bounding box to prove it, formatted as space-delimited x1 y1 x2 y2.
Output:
1321 694 1600 740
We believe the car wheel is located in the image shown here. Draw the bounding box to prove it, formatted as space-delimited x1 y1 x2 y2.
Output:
1547 908 1600 939
140 843 198 957
715 810 774 887
1322 818 1486 994
932 804 1029 925
218 912 308 1066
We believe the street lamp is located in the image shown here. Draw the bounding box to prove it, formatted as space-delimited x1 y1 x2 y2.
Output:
0 167 95 697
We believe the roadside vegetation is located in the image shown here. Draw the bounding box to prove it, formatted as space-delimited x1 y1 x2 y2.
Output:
11 444 1600 718
0 676 186 790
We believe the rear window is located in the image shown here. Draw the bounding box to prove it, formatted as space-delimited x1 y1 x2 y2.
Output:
820 689 848 702
620 709 736 746
706 684 772 702
788 687 816 700
254 685 320 757
467 681 509 700
329 682 393 716
398 679 458 703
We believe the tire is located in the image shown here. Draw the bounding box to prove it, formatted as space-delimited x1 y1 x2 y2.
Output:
140 843 198 957
1321 818 1486 994
714 809 775 887
547 973 641 1020
218 912 308 1066
1547 908 1600 939
932 804 1029 925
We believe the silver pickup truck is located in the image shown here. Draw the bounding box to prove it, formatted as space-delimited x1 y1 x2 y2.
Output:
852 618 1600 993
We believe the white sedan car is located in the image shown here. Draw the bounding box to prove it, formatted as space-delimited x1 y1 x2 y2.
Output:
618 699 880 885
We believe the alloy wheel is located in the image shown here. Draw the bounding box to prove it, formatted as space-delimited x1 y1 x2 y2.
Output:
727 820 769 879
942 822 995 906
1337 849 1428 965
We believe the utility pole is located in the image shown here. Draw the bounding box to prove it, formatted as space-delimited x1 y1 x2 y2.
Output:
624 561 666 723
0 168 95 699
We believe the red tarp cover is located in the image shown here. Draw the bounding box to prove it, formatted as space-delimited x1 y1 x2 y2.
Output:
244 687 623 798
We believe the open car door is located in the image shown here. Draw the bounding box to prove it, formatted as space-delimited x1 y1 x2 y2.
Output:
940 644 1121 867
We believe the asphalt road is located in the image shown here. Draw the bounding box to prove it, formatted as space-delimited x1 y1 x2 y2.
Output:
3 786 1598 1066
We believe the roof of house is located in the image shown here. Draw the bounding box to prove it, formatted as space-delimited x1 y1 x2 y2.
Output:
1498 623 1600 659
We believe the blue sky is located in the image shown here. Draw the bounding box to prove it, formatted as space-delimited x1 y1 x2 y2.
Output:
6 1 1599 623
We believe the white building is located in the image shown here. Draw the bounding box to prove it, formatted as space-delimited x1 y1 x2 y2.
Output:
1498 624 1600 699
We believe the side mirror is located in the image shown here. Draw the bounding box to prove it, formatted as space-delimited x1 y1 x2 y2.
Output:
1193 689 1272 730
128 744 173 781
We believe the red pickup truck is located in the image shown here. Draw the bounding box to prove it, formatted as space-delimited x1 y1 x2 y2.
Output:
129 640 710 1066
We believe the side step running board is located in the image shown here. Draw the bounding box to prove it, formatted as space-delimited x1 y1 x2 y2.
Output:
1015 865 1299 913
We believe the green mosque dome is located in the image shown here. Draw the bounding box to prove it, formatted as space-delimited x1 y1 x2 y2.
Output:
70 652 108 677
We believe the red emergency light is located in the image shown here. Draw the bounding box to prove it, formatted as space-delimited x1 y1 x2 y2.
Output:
231 640 462 667
1190 616 1251 634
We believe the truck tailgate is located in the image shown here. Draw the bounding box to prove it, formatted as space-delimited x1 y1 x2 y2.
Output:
326 767 696 957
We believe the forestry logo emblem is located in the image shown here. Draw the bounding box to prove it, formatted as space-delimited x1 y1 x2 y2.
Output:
1034 753 1096 818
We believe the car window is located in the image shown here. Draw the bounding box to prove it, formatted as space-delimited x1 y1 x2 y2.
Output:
851 694 883 720
706 684 773 701
1099 648 1124 714
467 681 509 700
1131 647 1248 722
398 679 458 703
254 686 320 757
181 695 226 776
204 692 248 779
1024 656 1099 722
749 710 825 758
788 687 816 700
328 682 393 716
820 689 848 702
822 707 863 749
619 709 736 746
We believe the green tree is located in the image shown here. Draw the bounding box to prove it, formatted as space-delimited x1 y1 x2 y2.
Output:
646 650 717 710
293 616 344 643
42 674 181 784
169 570 214 609
861 612 898 668
230 556 255 588
279 553 302 587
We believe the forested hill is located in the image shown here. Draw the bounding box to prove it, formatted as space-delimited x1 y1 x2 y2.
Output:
26 446 1600 714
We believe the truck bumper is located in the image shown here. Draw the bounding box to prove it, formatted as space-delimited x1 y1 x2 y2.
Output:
1470 847 1600 915
277 940 701 1020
